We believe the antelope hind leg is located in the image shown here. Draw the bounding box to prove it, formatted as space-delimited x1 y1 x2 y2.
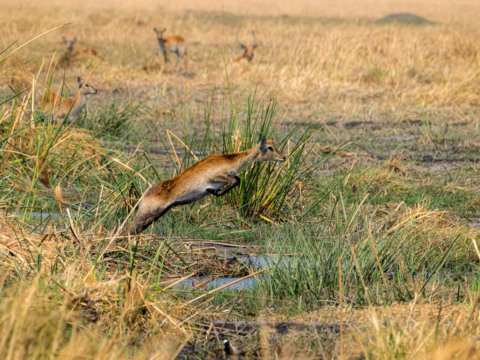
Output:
127 199 170 235
174 48 181 60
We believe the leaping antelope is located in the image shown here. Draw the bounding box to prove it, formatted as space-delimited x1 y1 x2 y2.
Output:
232 31 258 63
38 77 98 124
153 28 187 63
62 36 104 60
124 137 286 236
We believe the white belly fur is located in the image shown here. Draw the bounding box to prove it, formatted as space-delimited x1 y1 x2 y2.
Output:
175 180 228 204
177 188 208 203
210 182 226 190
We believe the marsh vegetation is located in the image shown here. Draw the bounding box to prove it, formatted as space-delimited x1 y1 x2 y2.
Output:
2 0 480 359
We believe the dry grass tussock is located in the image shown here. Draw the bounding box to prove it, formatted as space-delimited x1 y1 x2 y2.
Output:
1 116 109 207
343 165 480 252
344 301 480 359
252 301 480 359
0 275 188 359
0 214 255 280
0 214 258 358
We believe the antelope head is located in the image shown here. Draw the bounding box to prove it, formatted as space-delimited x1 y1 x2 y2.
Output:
77 77 98 96
154 27 168 53
236 30 257 62
62 36 77 54
258 137 286 163
153 28 167 40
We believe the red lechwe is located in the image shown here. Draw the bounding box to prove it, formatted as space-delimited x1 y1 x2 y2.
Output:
153 28 188 63
231 30 258 62
38 77 98 124
62 36 104 60
125 137 286 236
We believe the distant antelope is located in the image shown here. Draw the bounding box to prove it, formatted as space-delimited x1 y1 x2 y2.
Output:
62 36 104 60
38 77 98 124
232 31 258 63
153 28 187 63
62 36 77 54
125 137 286 236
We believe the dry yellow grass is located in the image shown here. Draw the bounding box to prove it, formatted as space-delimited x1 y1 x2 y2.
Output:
270 301 480 359
4 0 480 20
1 0 480 125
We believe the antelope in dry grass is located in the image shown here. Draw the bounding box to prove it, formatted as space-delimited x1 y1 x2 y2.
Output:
62 36 104 60
125 137 286 236
232 31 258 63
63 36 76 54
153 28 187 63
38 77 98 124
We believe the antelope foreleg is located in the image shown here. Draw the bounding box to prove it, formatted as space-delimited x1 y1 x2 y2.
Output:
207 175 241 197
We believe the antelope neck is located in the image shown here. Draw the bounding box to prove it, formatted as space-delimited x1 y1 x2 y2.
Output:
69 92 86 119
236 146 261 171
157 38 166 52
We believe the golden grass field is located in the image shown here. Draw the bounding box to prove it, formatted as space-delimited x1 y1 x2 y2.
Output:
2 0 480 124
2 0 480 359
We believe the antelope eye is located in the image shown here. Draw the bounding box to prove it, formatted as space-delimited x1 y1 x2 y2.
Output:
85 84 89 87
267 146 274 151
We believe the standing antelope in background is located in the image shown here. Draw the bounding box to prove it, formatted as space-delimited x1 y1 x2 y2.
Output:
38 77 98 124
232 30 258 63
125 137 286 236
153 28 187 63
63 36 77 54
62 36 104 60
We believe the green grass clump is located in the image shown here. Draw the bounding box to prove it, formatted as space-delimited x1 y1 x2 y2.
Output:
153 89 343 223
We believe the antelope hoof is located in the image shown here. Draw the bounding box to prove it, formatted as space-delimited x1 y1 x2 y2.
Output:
206 188 219 196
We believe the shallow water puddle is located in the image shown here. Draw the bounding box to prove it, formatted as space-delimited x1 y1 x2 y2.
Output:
164 255 296 291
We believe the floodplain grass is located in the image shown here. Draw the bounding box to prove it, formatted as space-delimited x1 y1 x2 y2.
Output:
2 1 480 358
2 0 480 127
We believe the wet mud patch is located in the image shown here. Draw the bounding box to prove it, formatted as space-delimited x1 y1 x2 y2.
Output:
400 119 470 128
417 154 480 164
344 120 376 129
375 153 480 164
376 134 419 142
192 320 345 336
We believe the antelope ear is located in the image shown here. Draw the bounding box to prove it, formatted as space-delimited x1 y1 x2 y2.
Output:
62 36 67 44
162 28 167 33
72 37 77 44
77 77 83 87
259 136 267 149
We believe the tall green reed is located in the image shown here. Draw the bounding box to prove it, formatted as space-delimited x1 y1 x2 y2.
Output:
158 88 343 220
